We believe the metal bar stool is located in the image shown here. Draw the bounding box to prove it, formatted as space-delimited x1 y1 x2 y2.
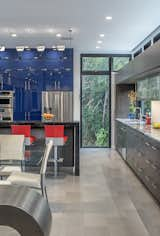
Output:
11 125 37 146
44 125 68 176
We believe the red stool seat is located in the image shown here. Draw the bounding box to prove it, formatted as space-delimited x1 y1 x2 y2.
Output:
64 136 68 143
30 135 36 143
44 125 68 145
11 125 36 145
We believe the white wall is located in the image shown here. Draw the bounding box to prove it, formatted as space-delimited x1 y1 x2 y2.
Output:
73 50 81 121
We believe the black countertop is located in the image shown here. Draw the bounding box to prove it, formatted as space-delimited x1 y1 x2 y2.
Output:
0 121 79 128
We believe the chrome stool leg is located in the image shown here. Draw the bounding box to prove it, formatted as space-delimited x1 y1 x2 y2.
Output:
54 146 58 177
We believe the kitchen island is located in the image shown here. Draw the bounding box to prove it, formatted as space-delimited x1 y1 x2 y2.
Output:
0 121 80 176
116 118 160 203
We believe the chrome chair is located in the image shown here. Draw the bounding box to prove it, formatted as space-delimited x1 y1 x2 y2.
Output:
0 135 25 177
7 140 53 201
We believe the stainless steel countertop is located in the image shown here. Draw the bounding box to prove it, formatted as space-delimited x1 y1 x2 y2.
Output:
116 118 160 143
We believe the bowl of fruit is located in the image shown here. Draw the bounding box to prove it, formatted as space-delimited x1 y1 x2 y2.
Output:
42 113 55 121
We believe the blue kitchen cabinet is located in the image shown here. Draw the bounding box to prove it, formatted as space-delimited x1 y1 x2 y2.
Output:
13 77 26 121
13 73 43 121
0 48 73 120
28 74 44 120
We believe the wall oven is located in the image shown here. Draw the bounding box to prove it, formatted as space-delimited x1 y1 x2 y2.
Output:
0 91 13 121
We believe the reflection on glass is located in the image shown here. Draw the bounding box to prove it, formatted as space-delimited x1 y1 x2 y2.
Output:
113 57 130 71
82 57 109 71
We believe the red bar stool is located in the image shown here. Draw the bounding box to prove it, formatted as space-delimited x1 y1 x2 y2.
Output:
44 125 68 176
11 125 36 146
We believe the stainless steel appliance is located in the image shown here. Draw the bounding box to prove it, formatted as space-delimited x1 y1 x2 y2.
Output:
42 91 73 122
0 91 13 121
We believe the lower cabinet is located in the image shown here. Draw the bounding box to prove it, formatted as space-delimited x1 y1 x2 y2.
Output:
116 121 160 203
116 121 127 160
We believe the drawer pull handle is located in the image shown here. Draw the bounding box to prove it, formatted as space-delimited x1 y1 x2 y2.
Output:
151 164 157 169
145 176 150 181
152 183 157 189
151 146 157 151
145 142 150 147
145 160 150 164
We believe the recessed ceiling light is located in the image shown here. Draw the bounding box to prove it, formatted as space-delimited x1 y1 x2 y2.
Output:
52 45 57 50
25 28 34 33
96 46 100 49
48 28 54 33
11 33 17 37
56 33 62 38
0 46 5 52
37 45 45 52
24 46 30 50
16 46 24 52
97 40 103 44
99 34 105 37
105 16 112 20
57 45 65 51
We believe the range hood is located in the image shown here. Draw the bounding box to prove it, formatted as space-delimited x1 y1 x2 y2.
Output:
116 40 160 84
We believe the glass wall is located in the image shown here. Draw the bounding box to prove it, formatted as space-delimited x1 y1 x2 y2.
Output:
82 75 110 147
113 57 130 71
81 54 131 148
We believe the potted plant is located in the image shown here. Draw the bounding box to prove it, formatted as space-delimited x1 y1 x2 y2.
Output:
128 90 137 119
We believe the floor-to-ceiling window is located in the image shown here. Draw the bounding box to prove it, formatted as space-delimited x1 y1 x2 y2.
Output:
81 54 130 148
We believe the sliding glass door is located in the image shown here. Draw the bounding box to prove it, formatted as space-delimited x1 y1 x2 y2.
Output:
81 75 110 147
81 56 110 147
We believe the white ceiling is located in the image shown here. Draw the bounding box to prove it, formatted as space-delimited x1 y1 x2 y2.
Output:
0 0 160 53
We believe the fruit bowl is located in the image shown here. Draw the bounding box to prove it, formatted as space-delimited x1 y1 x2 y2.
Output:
42 113 55 120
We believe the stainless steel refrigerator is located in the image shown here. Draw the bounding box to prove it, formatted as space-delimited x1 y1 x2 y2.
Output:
42 91 73 122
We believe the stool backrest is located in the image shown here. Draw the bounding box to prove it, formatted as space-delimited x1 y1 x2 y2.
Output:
44 125 64 137
40 140 53 175
0 135 25 160
11 125 31 137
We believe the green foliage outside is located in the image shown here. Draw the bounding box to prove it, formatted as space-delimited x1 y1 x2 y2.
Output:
82 75 109 147
82 56 130 147
113 57 130 71
82 57 109 71
96 128 108 146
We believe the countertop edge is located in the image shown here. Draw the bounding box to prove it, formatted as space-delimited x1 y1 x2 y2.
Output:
116 118 160 143
0 121 80 128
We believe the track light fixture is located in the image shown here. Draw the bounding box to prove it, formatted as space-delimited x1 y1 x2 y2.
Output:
16 46 24 52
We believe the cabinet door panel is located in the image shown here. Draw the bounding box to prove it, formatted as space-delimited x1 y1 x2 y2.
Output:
28 74 43 121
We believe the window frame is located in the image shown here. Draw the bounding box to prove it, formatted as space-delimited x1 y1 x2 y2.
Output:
80 53 131 148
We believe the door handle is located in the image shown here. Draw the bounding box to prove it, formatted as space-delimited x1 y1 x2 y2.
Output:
138 168 143 172
151 164 157 170
145 159 150 164
28 80 31 90
151 183 157 189
25 112 27 120
25 81 27 90
145 176 150 182
145 142 150 147
151 146 157 151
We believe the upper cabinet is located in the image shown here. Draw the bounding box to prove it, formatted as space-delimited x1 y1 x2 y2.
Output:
137 74 160 100
115 40 160 84
0 48 73 91
0 48 73 121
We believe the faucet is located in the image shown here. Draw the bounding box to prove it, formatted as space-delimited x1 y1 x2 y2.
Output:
135 107 143 121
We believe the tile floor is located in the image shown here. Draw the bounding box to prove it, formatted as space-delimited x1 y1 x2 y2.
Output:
1 148 160 235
